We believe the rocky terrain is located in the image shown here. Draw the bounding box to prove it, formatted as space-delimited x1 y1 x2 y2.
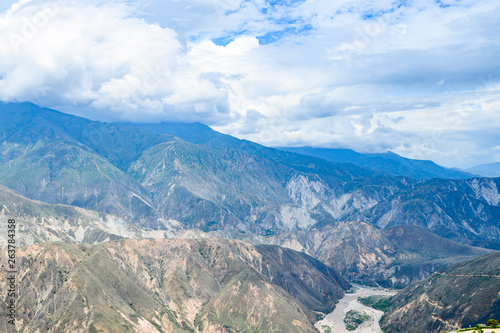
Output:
1 102 499 248
0 184 182 246
381 251 500 333
1 102 500 332
0 238 348 332
262 222 491 287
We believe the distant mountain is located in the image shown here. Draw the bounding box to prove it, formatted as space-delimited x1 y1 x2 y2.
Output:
262 222 491 288
118 121 381 180
381 251 500 333
280 146 474 180
0 102 411 235
1 102 499 250
467 162 500 177
0 238 348 332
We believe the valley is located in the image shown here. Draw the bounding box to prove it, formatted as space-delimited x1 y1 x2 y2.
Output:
0 102 499 332
315 285 397 333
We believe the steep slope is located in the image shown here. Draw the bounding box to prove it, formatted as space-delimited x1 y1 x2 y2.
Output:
1 102 410 236
0 103 161 225
263 222 491 287
118 121 380 181
369 177 500 249
281 147 474 180
381 251 500 333
2 102 500 249
0 239 348 333
128 138 293 232
0 184 181 246
0 102 167 171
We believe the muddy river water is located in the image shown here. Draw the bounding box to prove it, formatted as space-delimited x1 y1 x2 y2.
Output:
315 284 398 333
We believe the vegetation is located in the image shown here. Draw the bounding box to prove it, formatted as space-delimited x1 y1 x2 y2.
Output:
321 325 332 333
344 310 371 331
487 319 499 327
358 295 393 312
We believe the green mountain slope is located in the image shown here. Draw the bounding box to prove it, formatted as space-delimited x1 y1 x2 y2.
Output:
1 102 499 250
381 251 500 333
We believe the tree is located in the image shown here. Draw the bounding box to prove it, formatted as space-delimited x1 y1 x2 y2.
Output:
487 319 499 327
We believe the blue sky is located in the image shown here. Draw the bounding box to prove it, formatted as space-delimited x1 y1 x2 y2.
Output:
0 0 499 168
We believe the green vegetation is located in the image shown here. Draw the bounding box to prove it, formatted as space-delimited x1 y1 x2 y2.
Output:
453 320 500 332
487 319 499 327
358 295 393 312
344 310 371 331
321 325 332 333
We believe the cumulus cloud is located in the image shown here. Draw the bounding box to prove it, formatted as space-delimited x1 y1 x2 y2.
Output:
0 0 499 167
0 0 229 122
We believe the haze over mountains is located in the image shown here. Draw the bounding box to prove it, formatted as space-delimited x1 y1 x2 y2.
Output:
2 102 498 244
1 102 500 332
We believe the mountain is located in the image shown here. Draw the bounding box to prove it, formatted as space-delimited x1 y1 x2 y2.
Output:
2 181 489 289
381 251 500 333
1 102 499 250
367 177 500 249
118 121 381 180
0 102 413 236
467 162 500 178
0 102 165 227
0 238 348 333
280 146 474 180
119 120 500 247
0 184 182 246
261 222 491 288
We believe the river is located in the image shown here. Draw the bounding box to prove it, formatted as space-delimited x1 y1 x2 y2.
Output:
315 284 398 333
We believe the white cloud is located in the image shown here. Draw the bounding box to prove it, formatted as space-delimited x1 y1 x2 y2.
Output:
0 0 228 122
0 0 499 167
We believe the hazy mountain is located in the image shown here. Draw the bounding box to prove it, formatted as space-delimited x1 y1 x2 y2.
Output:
262 222 491 288
118 121 381 181
381 251 500 333
1 102 499 249
367 177 500 249
0 238 348 333
280 146 474 180
0 102 412 236
467 162 500 178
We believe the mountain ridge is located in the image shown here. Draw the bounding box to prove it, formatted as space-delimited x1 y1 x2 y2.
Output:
381 251 500 333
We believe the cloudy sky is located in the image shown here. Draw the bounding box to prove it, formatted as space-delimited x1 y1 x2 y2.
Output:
0 0 499 168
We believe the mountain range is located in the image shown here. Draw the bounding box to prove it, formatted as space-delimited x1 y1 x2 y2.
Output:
1 101 500 332
280 146 474 180
1 102 499 247
467 162 500 178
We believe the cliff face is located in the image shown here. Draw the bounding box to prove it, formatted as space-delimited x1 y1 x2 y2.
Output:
0 238 348 333
381 252 500 333
263 222 491 288
2 103 500 248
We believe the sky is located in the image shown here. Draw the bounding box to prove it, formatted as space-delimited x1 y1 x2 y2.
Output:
0 0 499 168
